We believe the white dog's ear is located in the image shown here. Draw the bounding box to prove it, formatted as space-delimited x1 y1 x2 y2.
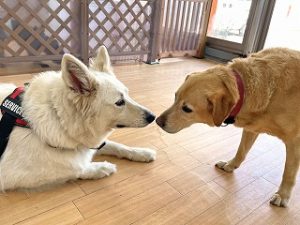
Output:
61 54 97 94
90 45 114 75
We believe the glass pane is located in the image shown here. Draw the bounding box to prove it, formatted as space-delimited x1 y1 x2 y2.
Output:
264 0 300 50
207 0 252 43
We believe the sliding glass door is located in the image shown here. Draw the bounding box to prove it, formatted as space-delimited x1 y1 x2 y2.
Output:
207 0 252 44
264 0 300 50
204 0 277 59
206 0 255 56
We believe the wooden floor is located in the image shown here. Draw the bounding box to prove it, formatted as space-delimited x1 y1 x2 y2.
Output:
0 58 300 225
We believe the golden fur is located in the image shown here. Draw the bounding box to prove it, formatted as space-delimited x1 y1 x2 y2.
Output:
156 48 300 207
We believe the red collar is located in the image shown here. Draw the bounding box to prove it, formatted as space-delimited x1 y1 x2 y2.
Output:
223 70 245 124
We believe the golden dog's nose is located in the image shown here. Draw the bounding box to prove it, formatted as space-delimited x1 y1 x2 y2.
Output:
156 116 165 128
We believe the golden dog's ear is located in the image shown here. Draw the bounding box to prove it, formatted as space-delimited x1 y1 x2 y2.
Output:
207 91 235 127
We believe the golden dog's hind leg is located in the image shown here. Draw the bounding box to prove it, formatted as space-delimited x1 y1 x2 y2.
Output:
270 139 300 207
216 129 259 172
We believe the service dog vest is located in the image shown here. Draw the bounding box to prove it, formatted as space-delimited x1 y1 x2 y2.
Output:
0 87 29 158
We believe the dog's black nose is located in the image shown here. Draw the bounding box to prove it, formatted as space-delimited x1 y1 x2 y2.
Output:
156 116 165 128
145 112 156 124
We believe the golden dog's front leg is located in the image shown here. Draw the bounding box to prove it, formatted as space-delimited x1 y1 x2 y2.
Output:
270 140 300 207
216 129 259 172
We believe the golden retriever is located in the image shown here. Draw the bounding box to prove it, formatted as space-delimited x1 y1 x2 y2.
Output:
156 47 300 207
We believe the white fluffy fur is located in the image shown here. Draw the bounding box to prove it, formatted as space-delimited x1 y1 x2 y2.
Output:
0 46 156 191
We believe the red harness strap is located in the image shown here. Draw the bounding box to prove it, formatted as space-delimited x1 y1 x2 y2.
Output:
0 87 29 159
1 87 29 127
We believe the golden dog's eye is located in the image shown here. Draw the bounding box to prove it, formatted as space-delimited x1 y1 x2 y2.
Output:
182 105 192 113
115 99 125 106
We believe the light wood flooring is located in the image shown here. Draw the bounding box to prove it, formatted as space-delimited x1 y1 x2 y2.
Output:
0 58 300 225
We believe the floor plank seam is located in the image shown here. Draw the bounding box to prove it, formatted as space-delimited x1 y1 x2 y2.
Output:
123 182 184 225
181 178 264 225
77 182 183 224
185 177 270 225
11 201 73 225
77 158 171 195
73 161 185 219
179 133 242 154
72 201 86 222
234 198 273 225
261 176 280 189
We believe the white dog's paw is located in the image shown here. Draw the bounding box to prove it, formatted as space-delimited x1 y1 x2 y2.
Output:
82 161 117 180
215 160 236 172
128 148 156 162
98 161 117 176
270 193 289 207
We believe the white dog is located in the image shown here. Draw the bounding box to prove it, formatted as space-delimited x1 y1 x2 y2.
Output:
0 46 156 190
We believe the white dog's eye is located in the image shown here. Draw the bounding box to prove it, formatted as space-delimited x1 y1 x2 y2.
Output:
115 99 125 106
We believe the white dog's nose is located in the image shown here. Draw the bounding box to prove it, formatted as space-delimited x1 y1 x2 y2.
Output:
145 112 156 124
